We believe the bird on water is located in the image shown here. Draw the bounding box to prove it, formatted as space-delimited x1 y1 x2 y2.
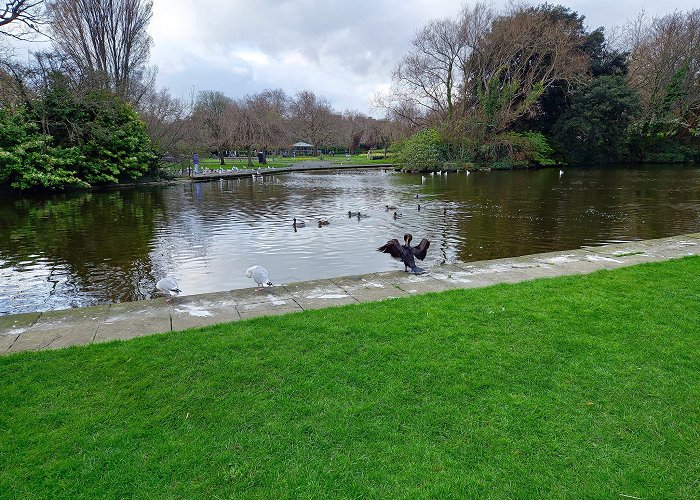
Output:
246 266 272 290
156 277 181 302
378 234 430 274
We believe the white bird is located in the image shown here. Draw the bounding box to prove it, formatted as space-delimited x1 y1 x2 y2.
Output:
559 169 564 176
421 175 426 183
246 266 272 290
156 277 181 302
466 170 470 176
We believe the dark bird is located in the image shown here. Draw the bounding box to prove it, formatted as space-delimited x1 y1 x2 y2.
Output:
385 205 397 210
377 234 430 274
393 211 402 219
348 211 360 218
293 218 305 227
318 219 330 227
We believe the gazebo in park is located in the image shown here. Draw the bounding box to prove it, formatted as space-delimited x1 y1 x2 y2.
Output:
291 141 314 156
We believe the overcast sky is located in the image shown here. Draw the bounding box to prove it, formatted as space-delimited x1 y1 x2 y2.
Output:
149 0 697 115
7 0 698 114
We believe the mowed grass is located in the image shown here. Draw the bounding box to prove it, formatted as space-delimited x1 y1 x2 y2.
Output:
1 258 700 498
195 153 393 169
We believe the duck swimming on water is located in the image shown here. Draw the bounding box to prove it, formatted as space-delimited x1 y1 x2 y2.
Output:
378 234 430 274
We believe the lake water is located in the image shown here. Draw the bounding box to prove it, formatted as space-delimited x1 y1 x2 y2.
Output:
2 165 700 315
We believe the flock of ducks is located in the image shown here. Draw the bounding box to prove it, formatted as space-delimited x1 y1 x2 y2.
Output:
158 200 435 300
157 167 568 300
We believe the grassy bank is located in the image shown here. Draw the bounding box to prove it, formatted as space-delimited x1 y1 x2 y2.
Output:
1 258 699 498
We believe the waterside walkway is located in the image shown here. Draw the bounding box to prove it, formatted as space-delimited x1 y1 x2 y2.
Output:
190 160 395 180
2 233 700 355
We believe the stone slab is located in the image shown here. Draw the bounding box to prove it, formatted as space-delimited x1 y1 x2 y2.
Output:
375 272 457 295
285 279 358 309
0 312 41 337
237 301 303 320
233 286 293 306
94 301 172 342
284 279 359 309
330 274 411 303
9 306 111 352
171 292 240 331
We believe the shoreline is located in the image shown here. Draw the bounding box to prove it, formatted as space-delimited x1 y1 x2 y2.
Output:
2 233 699 355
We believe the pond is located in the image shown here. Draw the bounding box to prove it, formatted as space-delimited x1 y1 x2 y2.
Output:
2 164 700 315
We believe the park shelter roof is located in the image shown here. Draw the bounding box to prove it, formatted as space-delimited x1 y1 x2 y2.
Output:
292 141 314 147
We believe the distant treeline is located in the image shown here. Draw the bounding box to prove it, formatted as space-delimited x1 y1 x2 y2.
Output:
1 1 698 190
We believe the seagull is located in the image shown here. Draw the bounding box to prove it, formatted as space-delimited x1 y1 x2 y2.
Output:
156 277 181 302
245 266 272 290
378 234 430 274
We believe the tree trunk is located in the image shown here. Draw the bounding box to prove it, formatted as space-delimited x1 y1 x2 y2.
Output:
247 145 253 167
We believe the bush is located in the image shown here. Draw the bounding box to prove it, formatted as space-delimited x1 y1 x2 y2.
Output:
0 107 87 190
479 131 557 168
396 128 444 171
1 89 158 191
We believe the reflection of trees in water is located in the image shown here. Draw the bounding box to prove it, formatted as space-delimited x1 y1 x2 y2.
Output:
0 187 167 307
398 167 700 263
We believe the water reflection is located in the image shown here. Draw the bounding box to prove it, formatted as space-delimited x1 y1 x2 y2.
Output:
2 165 700 315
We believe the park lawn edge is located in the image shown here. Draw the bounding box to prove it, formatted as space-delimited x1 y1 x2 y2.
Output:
1 257 699 498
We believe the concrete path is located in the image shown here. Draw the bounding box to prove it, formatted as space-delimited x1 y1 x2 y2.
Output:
2 233 699 355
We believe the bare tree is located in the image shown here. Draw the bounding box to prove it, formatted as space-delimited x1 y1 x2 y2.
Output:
379 3 493 125
625 9 700 124
193 90 233 165
0 0 47 40
394 18 464 118
289 90 335 154
471 4 588 131
340 110 369 154
47 0 153 100
226 90 290 166
139 87 187 155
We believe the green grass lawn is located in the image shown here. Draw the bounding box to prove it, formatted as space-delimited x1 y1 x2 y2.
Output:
2 258 699 498
190 153 393 170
